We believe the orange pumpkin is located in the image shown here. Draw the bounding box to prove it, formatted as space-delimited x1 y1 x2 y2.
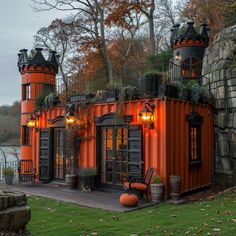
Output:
119 193 138 207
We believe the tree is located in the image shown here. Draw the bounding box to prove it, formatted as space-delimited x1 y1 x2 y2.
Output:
31 0 114 84
106 0 180 54
181 0 236 39
35 18 75 94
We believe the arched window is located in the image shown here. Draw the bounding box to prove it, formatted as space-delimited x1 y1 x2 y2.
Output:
181 57 202 78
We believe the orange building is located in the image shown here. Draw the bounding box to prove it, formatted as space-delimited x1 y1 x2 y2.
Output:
17 22 214 197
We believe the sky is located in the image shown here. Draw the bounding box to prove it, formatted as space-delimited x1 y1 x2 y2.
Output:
0 0 67 105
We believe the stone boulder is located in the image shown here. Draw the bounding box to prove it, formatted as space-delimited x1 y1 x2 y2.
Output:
0 189 31 235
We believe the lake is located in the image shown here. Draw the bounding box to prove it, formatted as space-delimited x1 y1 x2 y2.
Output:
0 145 20 162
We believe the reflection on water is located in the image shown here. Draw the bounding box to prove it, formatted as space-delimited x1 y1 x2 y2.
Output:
0 146 20 162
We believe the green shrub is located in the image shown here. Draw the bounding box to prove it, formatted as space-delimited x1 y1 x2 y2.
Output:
3 167 14 176
152 175 161 184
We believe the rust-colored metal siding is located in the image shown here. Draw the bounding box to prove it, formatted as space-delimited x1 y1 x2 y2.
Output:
165 100 214 195
33 98 213 196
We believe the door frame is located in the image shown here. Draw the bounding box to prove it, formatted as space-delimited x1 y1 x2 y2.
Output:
47 116 66 182
53 127 66 181
95 112 143 190
98 125 128 189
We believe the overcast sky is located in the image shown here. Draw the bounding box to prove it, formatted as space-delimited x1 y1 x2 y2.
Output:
0 0 67 105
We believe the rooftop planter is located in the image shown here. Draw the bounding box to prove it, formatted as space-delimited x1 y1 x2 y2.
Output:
106 82 122 102
138 71 163 98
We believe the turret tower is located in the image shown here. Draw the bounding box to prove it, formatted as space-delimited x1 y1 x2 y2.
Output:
170 22 209 82
18 48 59 163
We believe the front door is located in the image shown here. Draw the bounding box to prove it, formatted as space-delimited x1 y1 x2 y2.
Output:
100 127 128 188
53 128 66 180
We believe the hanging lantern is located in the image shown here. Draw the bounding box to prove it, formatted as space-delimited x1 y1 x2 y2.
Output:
139 102 155 129
26 114 36 128
65 110 77 127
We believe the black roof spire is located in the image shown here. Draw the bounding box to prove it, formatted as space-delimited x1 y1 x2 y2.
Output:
171 21 209 49
18 48 59 74
185 21 197 36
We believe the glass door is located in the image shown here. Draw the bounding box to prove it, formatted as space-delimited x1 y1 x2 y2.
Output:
100 127 128 188
53 128 65 180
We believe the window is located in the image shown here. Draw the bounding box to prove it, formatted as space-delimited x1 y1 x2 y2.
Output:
23 126 30 146
190 126 199 161
187 112 203 165
23 84 31 100
181 57 202 78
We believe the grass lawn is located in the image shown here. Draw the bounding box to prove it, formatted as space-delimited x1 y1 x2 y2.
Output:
27 190 236 236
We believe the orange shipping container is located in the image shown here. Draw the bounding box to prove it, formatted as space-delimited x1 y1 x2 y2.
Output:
26 98 213 197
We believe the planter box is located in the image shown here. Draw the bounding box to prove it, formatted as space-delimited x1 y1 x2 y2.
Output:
165 84 179 98
106 89 119 102
5 175 14 185
79 175 95 192
138 75 161 98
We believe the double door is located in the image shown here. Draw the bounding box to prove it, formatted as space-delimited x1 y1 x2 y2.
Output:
100 127 128 188
53 128 66 180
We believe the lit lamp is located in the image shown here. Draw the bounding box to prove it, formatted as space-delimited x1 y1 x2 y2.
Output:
139 102 155 129
26 114 36 128
175 52 181 61
65 109 77 127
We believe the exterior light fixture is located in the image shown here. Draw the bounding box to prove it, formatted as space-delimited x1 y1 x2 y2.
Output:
139 102 155 129
26 114 36 128
175 52 181 61
65 109 77 127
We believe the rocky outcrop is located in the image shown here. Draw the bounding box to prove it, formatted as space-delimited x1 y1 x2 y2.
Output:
0 188 31 235
202 25 236 180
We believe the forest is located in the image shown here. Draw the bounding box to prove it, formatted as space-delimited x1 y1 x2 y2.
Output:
0 101 21 144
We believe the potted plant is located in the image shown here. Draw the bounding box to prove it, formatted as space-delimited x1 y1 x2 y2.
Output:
150 175 164 202
138 70 162 98
79 167 97 192
3 167 14 185
170 175 181 200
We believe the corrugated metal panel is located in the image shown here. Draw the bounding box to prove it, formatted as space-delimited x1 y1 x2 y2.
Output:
165 100 213 195
35 98 213 196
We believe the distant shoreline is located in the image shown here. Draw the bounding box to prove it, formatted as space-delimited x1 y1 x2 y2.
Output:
0 144 20 147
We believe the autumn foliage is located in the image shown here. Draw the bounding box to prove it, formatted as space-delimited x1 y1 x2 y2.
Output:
182 0 236 39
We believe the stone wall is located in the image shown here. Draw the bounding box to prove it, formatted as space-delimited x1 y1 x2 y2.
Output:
0 189 31 235
202 25 236 182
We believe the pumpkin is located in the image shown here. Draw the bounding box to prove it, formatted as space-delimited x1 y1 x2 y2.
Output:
119 193 138 207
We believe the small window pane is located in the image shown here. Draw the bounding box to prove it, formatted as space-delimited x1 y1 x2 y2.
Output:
23 126 30 146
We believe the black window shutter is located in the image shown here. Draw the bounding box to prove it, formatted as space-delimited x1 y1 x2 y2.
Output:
128 125 143 178
39 128 53 182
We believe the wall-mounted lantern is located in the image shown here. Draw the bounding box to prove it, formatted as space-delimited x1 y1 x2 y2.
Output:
26 114 36 128
175 52 182 61
65 109 77 128
139 102 155 129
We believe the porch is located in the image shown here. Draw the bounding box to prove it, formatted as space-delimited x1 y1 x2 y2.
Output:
0 182 155 212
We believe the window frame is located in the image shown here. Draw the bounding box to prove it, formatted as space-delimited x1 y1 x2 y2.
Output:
22 126 30 146
187 112 203 166
23 84 31 100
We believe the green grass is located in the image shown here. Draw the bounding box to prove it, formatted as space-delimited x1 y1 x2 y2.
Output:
28 191 236 236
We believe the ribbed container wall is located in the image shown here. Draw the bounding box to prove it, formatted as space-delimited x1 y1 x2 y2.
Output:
36 98 213 196
78 99 164 174
165 100 214 195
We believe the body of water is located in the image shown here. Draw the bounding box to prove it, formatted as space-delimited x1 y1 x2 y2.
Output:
0 145 20 162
